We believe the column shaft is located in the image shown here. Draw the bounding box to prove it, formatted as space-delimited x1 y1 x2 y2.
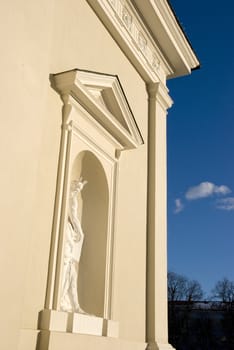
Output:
146 83 174 350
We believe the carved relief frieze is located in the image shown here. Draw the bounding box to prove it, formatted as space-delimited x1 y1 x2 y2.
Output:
122 7 132 31
138 32 147 52
152 54 160 71
107 0 162 75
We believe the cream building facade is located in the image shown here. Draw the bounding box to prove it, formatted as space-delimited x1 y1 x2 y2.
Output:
0 1 199 349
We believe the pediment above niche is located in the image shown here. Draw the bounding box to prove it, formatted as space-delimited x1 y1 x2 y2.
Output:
51 69 144 150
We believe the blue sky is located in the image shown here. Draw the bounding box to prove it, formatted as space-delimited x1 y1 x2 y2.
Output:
167 0 234 297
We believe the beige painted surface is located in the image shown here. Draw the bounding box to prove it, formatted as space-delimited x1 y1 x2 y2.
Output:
112 147 147 341
0 0 197 348
0 0 147 349
48 0 148 341
0 0 56 349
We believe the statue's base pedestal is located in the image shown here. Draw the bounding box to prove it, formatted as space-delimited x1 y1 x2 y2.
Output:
71 312 103 335
38 309 118 337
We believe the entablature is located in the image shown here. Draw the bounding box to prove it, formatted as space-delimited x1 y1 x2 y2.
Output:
86 0 199 83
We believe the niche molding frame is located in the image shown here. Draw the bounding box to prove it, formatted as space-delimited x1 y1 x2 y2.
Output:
40 69 143 342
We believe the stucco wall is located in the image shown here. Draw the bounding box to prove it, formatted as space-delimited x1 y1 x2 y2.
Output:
0 0 148 348
0 1 56 349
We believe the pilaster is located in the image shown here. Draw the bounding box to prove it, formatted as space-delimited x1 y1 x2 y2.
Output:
146 82 175 350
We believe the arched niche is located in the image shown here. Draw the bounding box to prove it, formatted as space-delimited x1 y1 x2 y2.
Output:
71 150 109 317
43 69 143 336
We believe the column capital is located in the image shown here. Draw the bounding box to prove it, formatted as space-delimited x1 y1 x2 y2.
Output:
146 82 173 112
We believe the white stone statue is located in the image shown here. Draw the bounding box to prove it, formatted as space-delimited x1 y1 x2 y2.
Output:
60 177 88 313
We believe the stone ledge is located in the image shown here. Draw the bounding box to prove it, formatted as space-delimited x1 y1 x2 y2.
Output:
18 329 39 350
37 330 146 350
38 309 119 337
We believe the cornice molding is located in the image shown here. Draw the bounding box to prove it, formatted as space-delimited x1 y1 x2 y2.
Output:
133 0 200 78
155 0 199 69
51 69 144 150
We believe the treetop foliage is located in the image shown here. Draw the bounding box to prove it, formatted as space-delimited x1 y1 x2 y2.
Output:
211 277 234 303
168 272 234 303
168 271 203 302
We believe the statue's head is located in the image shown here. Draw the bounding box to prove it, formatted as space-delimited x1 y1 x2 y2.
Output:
71 177 88 192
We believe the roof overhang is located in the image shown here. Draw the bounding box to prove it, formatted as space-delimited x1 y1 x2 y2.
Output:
132 0 200 78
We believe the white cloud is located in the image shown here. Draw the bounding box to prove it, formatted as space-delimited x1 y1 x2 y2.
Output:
174 198 184 214
185 182 231 200
216 197 234 210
